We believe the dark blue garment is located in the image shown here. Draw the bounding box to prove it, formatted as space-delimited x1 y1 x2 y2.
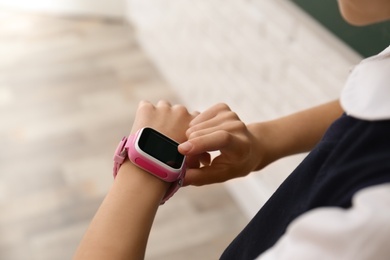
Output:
220 114 390 259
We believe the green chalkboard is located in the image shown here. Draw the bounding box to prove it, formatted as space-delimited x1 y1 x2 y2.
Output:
291 0 390 57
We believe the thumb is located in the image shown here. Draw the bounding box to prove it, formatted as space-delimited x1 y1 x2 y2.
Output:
183 164 230 186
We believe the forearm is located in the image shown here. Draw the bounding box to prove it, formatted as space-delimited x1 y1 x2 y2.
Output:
73 161 169 260
249 100 343 169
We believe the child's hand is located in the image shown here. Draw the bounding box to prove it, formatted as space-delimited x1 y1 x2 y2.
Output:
131 100 197 143
178 103 263 186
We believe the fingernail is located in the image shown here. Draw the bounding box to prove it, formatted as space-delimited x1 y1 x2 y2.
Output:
179 142 193 153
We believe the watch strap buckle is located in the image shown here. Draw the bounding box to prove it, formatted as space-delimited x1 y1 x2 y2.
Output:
113 136 129 178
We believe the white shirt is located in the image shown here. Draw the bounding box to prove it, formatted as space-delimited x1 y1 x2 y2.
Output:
341 45 390 120
257 184 390 260
256 46 390 260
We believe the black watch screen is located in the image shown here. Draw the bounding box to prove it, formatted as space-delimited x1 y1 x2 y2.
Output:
138 127 184 169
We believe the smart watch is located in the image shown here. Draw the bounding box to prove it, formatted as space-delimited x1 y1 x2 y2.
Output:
113 127 186 204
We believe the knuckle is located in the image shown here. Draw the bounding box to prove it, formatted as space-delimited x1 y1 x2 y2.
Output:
219 130 232 143
232 120 246 131
173 104 189 114
138 100 154 111
157 100 171 106
215 103 231 111
225 110 240 120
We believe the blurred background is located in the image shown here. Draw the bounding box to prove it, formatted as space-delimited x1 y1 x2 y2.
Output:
0 0 364 259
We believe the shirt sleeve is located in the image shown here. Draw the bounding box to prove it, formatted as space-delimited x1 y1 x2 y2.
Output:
256 183 390 260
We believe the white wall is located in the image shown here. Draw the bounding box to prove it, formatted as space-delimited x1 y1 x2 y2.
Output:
0 0 126 18
126 0 361 218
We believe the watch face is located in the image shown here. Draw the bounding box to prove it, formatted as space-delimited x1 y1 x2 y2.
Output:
138 128 184 169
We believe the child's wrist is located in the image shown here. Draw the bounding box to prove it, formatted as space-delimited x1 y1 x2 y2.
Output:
247 121 282 170
116 160 170 203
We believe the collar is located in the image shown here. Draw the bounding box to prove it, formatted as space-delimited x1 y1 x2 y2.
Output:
340 45 390 121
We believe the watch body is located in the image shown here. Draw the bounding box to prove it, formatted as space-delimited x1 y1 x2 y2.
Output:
113 127 186 204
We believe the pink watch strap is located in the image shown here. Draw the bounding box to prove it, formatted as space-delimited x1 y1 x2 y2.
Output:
113 136 127 178
112 134 185 205
113 134 137 178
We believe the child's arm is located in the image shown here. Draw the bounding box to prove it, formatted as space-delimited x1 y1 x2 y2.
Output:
73 162 168 260
179 100 343 186
73 100 196 260
250 100 343 169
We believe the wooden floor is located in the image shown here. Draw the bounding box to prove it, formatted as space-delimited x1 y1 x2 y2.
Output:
0 9 248 260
